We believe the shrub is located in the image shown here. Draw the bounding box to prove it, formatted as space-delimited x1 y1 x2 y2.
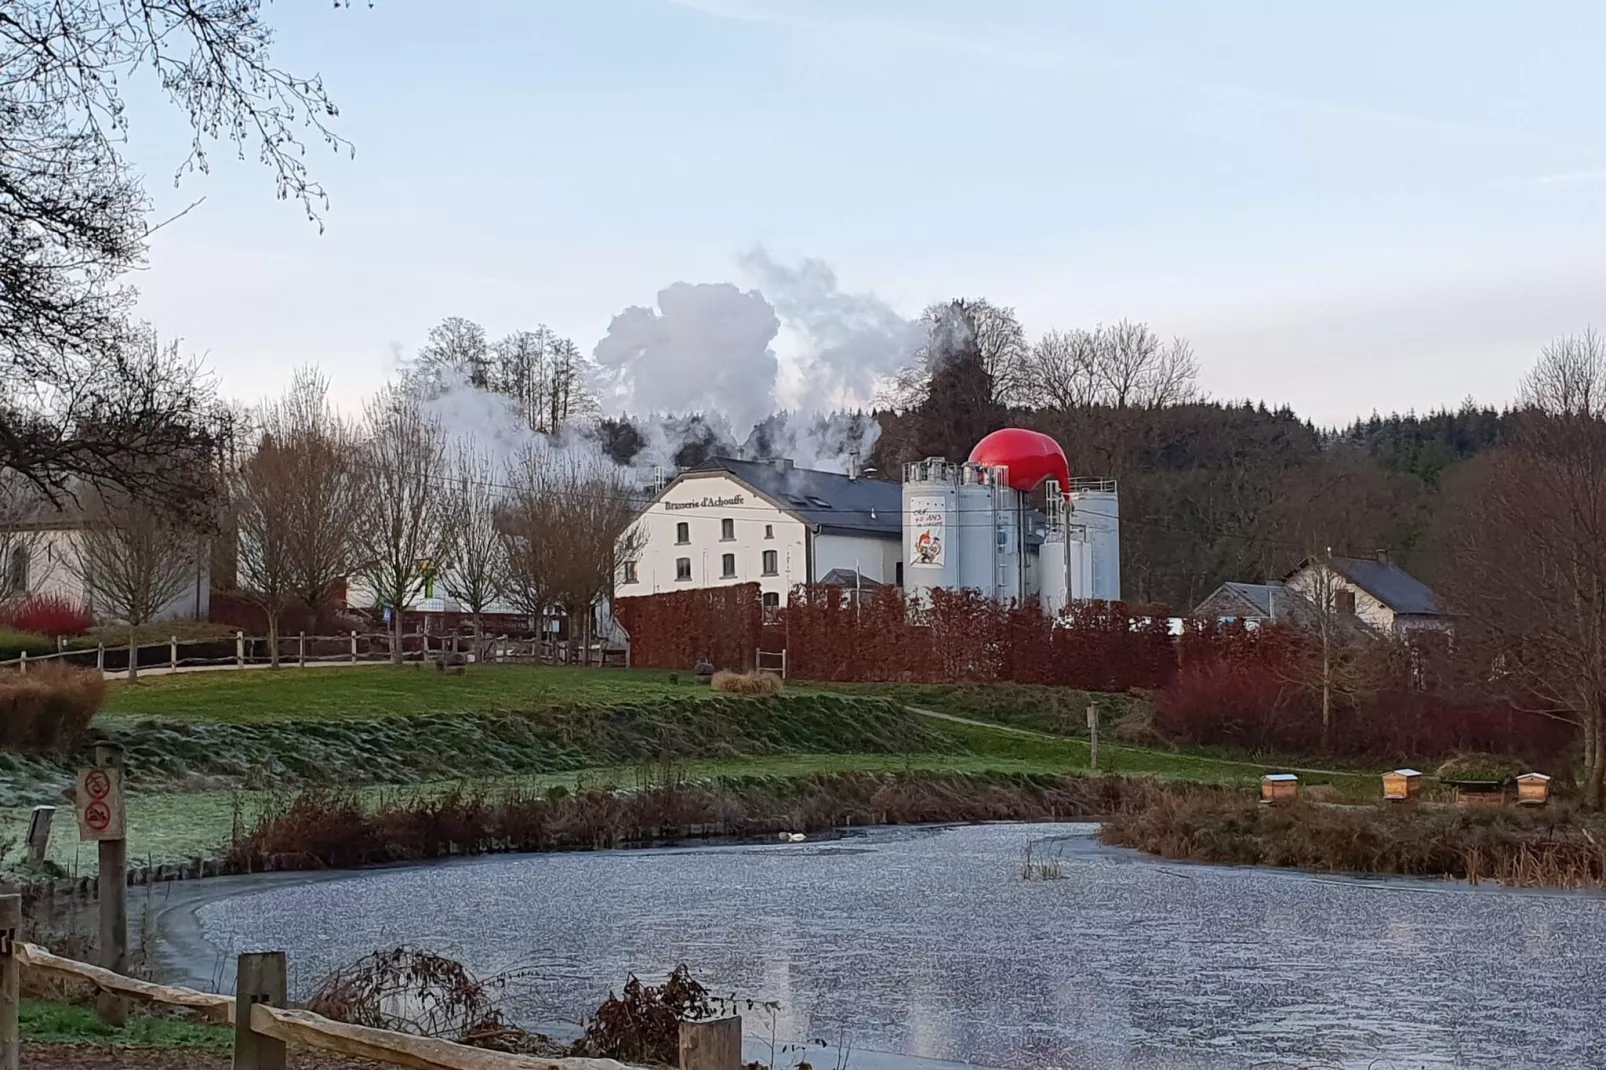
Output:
0 663 106 753
710 669 783 695
1436 753 1526 783
0 630 54 662
1 596 93 639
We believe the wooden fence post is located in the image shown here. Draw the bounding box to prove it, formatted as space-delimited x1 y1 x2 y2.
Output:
680 1016 742 1070
236 631 245 668
0 894 18 1070
15 652 23 675
96 642 105 672
349 631 357 664
25 806 53 865
93 742 127 1026
233 951 287 1070
297 632 306 669
169 636 177 671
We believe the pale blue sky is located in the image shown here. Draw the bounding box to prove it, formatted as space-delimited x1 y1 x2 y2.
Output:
125 0 1606 424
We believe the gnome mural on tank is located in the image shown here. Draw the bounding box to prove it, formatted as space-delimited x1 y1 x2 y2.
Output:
909 497 946 567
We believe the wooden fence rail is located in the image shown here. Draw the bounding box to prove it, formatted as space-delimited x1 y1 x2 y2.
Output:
0 896 736 1070
0 631 629 673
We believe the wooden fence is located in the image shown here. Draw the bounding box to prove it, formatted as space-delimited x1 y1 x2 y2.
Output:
0 894 736 1070
0 631 628 674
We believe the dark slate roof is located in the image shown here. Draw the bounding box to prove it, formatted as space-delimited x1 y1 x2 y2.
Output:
678 457 1051 545
1299 556 1447 616
684 457 904 539
1193 582 1310 622
818 568 886 588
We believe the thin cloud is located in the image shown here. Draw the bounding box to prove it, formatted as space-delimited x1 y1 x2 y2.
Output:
1533 169 1606 185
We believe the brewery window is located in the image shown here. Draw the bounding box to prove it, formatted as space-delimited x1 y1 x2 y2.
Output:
762 550 778 576
764 524 774 539
675 521 689 545
721 518 735 541
721 553 737 578
1335 589 1356 616
622 561 638 585
895 561 904 587
675 557 692 582
762 591 780 608
6 546 28 594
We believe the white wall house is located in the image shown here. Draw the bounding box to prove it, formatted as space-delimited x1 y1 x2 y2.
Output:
618 458 904 608
1193 552 1452 639
2 522 209 622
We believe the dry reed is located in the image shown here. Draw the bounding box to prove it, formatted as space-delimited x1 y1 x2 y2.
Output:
710 669 783 695
0 663 105 753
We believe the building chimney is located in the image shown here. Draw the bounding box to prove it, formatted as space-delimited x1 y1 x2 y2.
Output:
1375 548 1390 565
848 451 861 481
773 458 794 473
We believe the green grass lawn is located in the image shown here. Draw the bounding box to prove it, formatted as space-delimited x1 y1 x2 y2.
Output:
0 700 1376 874
102 664 696 722
21 999 231 1050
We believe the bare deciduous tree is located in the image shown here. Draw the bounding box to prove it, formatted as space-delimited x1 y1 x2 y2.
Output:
72 492 199 680
888 298 1030 410
1446 329 1606 806
499 445 643 661
442 446 508 656
1283 551 1389 750
410 316 491 392
1020 321 1199 411
499 446 564 645
277 369 367 614
230 385 326 669
2 2 354 511
355 390 454 665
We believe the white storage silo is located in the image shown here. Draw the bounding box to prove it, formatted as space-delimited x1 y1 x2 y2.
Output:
903 459 960 606
1070 480 1121 603
956 465 1001 596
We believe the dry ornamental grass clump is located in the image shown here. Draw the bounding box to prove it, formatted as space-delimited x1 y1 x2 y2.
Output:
0 664 105 753
710 669 784 695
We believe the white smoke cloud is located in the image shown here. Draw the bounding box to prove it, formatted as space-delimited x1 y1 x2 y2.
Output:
588 252 921 475
591 281 781 443
738 247 924 414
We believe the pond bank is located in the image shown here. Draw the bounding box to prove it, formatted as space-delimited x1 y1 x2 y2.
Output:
1100 788 1606 888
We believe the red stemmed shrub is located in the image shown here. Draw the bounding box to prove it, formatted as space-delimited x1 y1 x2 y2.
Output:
1 595 94 638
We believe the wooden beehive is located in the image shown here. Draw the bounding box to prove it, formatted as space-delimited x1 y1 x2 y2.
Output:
1515 772 1552 806
1451 781 1507 808
1382 768 1422 801
1261 773 1299 803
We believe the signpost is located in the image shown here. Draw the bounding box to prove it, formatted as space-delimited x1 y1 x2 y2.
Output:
1087 704 1099 773
77 743 127 1025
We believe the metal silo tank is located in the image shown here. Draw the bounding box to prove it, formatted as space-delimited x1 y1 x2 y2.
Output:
956 465 1000 597
1070 482 1121 603
903 461 959 606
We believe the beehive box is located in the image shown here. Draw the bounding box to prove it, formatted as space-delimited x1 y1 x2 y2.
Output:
1261 773 1299 803
1382 769 1422 801
1451 781 1508 808
1516 772 1552 806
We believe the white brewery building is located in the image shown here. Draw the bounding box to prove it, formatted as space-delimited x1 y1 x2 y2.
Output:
618 445 1120 612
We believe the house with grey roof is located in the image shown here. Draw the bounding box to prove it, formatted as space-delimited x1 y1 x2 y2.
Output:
1193 552 1452 638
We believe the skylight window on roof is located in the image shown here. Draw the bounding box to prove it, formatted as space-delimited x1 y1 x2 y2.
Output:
806 496 832 508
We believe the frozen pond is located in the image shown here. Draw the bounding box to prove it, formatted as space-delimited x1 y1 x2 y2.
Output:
161 824 1606 1069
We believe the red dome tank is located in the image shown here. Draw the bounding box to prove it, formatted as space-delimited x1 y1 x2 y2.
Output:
967 428 1072 499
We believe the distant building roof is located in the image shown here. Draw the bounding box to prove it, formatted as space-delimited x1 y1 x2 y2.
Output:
818 568 886 588
1191 582 1309 622
682 457 904 539
1299 556 1447 616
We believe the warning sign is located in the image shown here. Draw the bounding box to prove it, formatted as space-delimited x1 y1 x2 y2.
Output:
75 766 125 841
